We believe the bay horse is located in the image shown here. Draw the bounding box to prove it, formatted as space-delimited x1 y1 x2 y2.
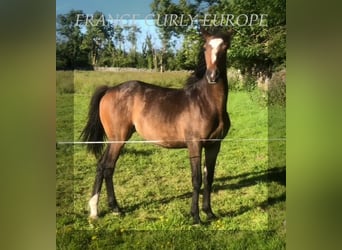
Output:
81 29 232 224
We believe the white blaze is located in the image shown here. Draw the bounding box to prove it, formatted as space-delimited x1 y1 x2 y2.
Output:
208 38 223 64
89 193 99 218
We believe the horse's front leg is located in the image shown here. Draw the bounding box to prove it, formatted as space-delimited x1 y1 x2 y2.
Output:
203 142 221 220
188 142 203 224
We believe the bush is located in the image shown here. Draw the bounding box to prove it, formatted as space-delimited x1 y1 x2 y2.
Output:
268 69 286 106
243 75 258 92
228 68 244 91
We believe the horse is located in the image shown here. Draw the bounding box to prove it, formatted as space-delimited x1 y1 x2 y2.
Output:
81 28 232 224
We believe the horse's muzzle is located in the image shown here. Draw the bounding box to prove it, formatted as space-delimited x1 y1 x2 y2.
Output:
206 69 220 84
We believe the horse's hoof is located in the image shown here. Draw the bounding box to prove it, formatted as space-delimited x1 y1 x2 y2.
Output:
88 215 99 226
112 211 124 216
207 213 218 221
110 208 124 216
192 218 203 226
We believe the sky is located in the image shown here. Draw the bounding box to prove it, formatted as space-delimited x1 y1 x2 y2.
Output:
56 0 152 16
56 0 166 50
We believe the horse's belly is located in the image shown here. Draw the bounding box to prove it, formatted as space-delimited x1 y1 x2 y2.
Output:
134 120 187 148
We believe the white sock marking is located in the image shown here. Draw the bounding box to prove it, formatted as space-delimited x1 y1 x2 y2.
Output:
208 38 223 64
89 194 99 218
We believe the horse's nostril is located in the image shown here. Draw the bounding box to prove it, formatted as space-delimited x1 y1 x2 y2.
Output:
206 69 220 84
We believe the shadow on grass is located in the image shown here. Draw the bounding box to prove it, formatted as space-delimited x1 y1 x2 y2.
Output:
123 166 286 217
124 192 193 214
213 166 286 192
213 166 286 218
218 192 286 219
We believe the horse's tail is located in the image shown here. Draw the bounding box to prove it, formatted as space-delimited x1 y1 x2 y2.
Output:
80 85 109 159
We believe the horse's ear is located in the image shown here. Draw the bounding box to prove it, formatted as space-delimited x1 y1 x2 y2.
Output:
227 28 234 38
200 27 211 39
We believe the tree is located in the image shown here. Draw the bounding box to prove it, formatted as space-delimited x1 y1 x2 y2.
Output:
142 33 155 70
127 25 142 66
99 41 115 66
56 10 92 69
227 0 286 77
113 25 124 54
82 11 114 67
150 0 286 76
150 0 189 71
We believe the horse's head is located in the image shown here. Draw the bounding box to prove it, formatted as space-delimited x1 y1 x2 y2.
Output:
202 29 232 84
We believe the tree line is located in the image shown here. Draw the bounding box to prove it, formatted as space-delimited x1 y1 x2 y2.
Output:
56 10 158 70
56 0 285 78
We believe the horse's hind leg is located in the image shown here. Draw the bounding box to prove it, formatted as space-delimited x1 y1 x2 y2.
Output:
89 142 126 219
89 146 109 219
103 142 126 215
203 142 221 220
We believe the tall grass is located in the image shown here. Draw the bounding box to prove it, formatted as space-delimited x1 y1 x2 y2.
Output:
268 69 286 107
56 70 285 249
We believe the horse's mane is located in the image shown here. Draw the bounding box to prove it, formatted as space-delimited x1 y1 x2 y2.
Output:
185 46 206 87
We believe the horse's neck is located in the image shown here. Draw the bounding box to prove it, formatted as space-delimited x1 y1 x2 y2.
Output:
206 69 228 111
219 61 229 98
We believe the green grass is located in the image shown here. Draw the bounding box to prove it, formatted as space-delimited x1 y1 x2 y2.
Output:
56 71 285 249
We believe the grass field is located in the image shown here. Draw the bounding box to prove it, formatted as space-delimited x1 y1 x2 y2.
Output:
56 71 286 249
